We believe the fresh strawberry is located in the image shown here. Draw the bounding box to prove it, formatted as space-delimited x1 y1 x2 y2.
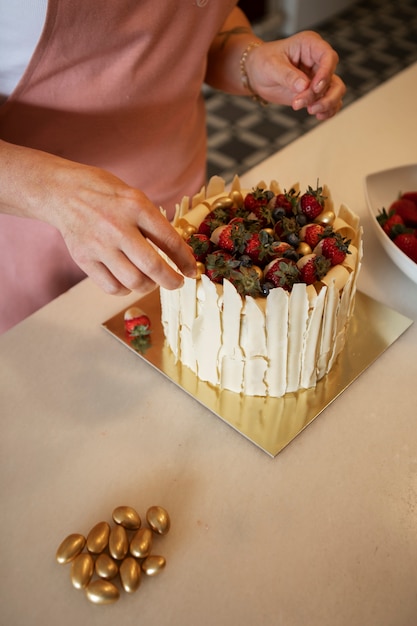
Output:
210 223 235 252
401 191 417 206
384 214 405 237
198 206 235 236
393 230 417 263
298 182 326 220
124 306 151 334
299 223 325 249
316 230 351 266
243 187 272 214
263 258 301 291
128 330 152 354
205 250 239 283
297 254 331 285
273 216 300 244
243 231 263 264
229 265 263 298
272 188 299 217
228 216 246 225
269 240 293 256
210 220 250 254
244 189 276 226
186 233 212 262
377 207 405 237
243 229 277 265
390 198 417 228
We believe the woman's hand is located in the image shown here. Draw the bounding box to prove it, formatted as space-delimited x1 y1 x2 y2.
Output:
246 31 346 120
0 141 197 296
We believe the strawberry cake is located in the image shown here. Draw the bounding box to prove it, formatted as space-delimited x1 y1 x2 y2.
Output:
160 176 362 397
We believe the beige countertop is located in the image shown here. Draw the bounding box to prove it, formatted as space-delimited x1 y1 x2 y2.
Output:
1 63 417 626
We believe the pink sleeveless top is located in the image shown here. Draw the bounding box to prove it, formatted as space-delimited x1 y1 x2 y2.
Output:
0 0 237 333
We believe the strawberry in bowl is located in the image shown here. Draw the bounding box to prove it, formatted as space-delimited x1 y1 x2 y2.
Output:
365 163 417 284
377 192 417 264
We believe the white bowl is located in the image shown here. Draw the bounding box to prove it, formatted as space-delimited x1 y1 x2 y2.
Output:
364 164 417 285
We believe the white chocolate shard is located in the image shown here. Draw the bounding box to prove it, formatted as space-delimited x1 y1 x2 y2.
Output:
191 186 207 208
339 203 360 245
286 284 309 393
240 296 267 358
160 285 180 362
192 275 222 386
206 176 225 197
300 286 327 389
332 216 356 241
317 280 339 378
320 264 350 291
269 180 282 195
177 204 210 229
244 357 268 397
241 296 268 396
219 280 245 393
265 287 289 397
342 244 358 272
230 175 242 193
178 277 197 372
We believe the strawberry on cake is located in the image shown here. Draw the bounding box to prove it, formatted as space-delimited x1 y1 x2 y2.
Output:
160 176 362 397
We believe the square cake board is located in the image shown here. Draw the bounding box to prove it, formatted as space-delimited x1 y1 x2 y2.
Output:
102 290 413 457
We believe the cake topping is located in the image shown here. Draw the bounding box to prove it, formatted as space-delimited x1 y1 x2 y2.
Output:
179 181 353 297
161 176 363 398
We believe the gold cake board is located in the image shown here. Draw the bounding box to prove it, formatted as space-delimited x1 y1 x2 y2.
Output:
102 290 412 457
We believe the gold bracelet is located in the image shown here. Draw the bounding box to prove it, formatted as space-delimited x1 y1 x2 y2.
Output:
240 41 268 106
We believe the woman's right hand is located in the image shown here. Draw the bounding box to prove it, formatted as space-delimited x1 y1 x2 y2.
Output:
0 140 197 296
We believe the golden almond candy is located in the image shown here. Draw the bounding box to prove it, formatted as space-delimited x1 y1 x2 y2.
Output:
119 557 141 593
108 524 128 560
181 223 197 239
195 262 205 280
315 209 336 226
56 533 86 565
146 506 171 535
297 241 312 257
70 552 94 590
86 521 110 554
130 527 153 558
177 217 193 230
229 189 244 208
141 555 166 577
95 553 119 580
85 579 120 605
252 265 263 281
112 506 141 531
211 196 233 210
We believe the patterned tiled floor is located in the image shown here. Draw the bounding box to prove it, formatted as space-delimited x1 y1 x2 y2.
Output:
206 0 417 183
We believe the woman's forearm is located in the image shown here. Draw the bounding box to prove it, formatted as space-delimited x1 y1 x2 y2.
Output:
205 7 262 95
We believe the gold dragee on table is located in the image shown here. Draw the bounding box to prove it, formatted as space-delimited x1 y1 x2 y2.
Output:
56 505 170 605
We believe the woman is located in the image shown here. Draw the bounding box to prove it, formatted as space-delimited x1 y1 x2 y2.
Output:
0 1 345 333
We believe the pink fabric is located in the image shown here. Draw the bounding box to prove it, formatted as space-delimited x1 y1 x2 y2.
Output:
0 0 237 333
